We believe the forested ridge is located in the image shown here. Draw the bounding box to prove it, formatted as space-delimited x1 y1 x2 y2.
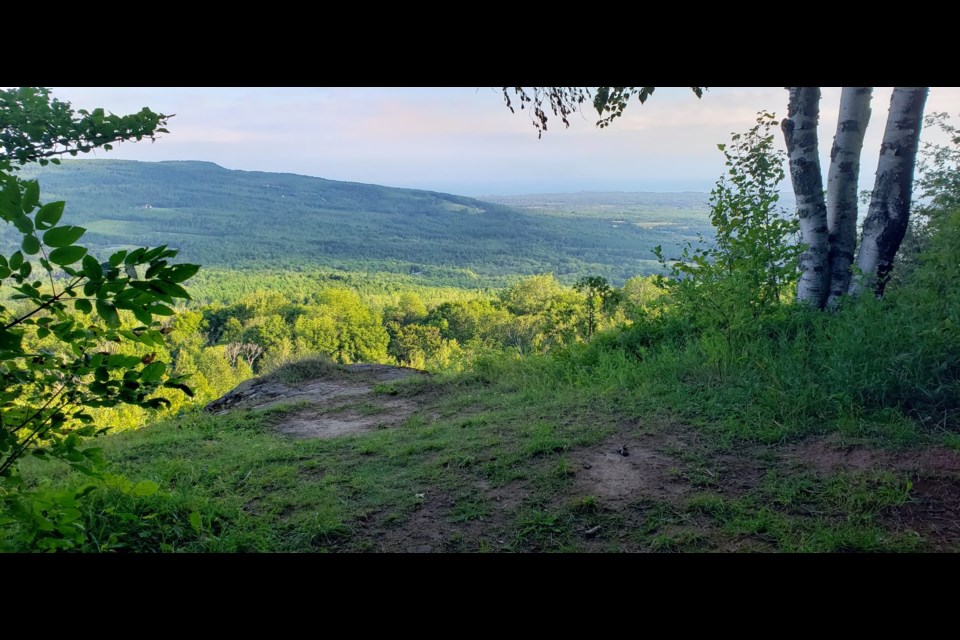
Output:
7 160 712 285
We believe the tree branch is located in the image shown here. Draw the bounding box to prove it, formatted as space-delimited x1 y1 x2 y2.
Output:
2 276 84 331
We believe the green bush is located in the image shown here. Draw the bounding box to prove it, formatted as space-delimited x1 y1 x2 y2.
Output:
0 87 199 550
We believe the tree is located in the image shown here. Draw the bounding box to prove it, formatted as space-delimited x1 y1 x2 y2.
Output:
501 87 703 138
502 86 930 308
781 87 929 305
574 276 621 339
0 88 199 544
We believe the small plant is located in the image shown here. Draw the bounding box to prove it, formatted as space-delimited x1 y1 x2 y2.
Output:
575 495 598 512
654 112 801 338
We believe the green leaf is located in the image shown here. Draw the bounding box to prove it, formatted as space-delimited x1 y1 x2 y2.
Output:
9 251 23 270
145 261 166 279
74 298 92 314
142 246 169 262
0 328 23 351
35 201 65 229
147 303 175 316
154 280 190 300
132 306 152 326
49 246 87 266
140 397 171 410
99 281 125 296
163 263 200 283
95 299 120 327
189 511 202 534
12 214 33 234
107 354 143 368
131 480 159 497
82 254 103 281
22 180 39 212
43 225 86 248
164 381 195 398
594 87 610 116
125 248 146 265
21 235 40 255
109 250 127 267
140 361 166 382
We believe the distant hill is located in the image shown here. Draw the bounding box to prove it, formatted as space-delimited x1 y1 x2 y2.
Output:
8 160 716 285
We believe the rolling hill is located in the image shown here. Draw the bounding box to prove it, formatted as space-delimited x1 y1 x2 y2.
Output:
8 160 715 285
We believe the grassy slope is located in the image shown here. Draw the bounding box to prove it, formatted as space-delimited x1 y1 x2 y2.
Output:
11 342 957 553
8 160 713 286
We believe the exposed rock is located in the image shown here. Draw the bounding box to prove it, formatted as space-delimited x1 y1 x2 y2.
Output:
204 361 429 439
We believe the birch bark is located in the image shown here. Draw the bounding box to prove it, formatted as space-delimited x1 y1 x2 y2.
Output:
825 87 873 308
782 87 829 307
850 87 929 298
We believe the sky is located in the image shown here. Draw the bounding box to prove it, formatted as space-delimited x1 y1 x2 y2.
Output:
48 87 960 197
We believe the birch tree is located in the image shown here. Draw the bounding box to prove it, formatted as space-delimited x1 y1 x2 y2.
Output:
780 86 928 306
502 86 931 308
849 87 929 298
825 88 872 306
780 87 829 307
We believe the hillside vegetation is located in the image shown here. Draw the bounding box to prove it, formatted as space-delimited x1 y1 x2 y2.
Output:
9 160 712 286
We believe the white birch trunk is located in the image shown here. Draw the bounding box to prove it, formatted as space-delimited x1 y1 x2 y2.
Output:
850 87 929 298
782 87 829 308
825 87 873 308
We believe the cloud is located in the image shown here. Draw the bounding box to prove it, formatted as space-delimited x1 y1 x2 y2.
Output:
42 86 960 196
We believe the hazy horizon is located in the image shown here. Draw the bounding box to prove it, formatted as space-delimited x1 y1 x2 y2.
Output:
44 87 960 198
39 157 796 204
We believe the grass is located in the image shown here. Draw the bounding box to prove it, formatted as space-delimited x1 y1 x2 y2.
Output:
5 288 959 552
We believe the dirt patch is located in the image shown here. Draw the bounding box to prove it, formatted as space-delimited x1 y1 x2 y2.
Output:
781 434 960 475
781 434 960 551
374 501 452 553
569 429 768 505
711 453 768 495
476 477 532 515
573 441 689 504
717 537 778 553
882 477 960 551
205 363 427 439
278 397 419 438
360 493 501 553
